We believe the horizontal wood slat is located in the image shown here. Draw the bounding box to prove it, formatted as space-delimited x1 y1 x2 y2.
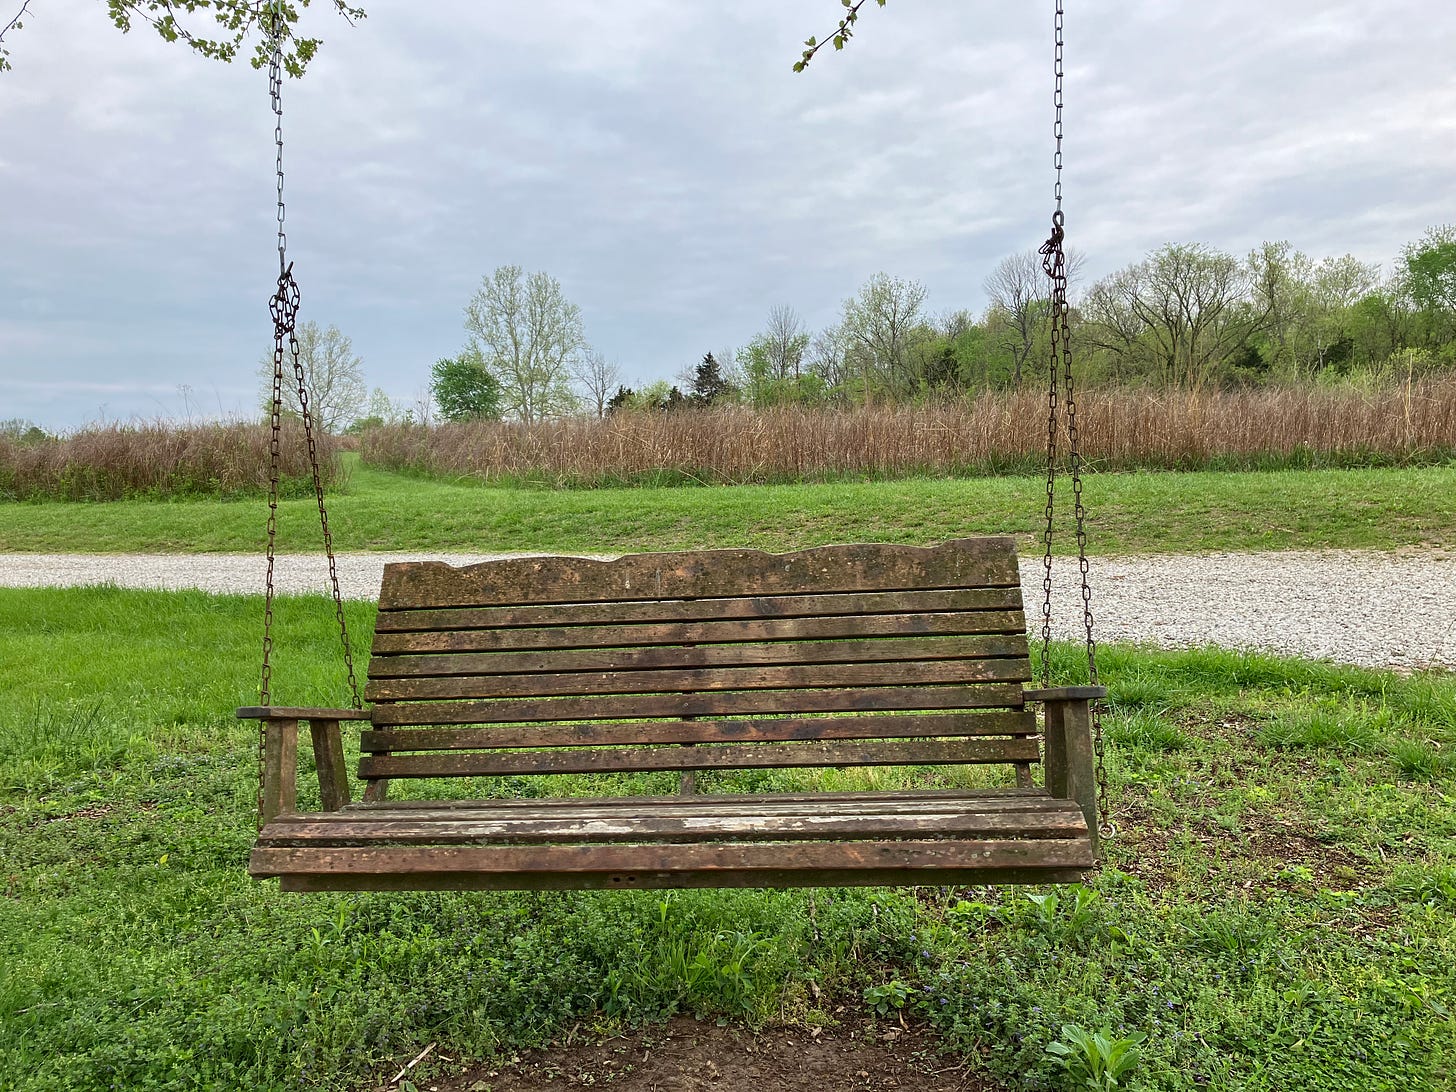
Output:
366 657 1031 703
251 836 1093 881
372 611 1027 656
370 634 1028 680
379 539 1019 610
375 587 1023 634
360 711 1037 753
369 682 1029 726
359 737 1039 779
257 807 1087 846
278 866 1093 891
276 792 1068 824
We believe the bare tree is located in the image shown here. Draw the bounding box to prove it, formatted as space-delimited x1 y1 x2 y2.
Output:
1083 243 1270 388
982 249 1084 385
1306 252 1382 372
840 273 929 399
1313 253 1381 312
572 347 621 419
763 304 810 380
465 265 585 424
411 384 435 427
715 345 742 391
257 320 367 433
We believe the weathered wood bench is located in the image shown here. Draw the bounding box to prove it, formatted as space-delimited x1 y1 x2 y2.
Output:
240 538 1104 891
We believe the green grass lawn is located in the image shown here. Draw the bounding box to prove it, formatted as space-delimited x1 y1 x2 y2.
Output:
0 462 1452 555
1 586 1452 1091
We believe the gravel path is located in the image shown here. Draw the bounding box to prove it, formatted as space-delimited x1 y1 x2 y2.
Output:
4 549 1454 670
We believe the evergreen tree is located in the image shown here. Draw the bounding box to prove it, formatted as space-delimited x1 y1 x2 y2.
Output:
689 352 733 406
606 384 635 414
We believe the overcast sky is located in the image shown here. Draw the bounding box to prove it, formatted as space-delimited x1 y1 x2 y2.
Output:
3 1 1453 430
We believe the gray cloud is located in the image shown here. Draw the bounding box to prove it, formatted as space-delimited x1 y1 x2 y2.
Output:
2 1 1452 429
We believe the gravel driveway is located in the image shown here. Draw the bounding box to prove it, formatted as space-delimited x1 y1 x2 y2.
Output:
4 549 1453 671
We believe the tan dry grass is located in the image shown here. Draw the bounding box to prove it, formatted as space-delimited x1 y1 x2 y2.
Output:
358 378 1456 485
0 422 343 501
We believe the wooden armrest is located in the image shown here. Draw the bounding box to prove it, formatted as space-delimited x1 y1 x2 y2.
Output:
237 706 372 721
1022 686 1107 702
1029 687 1103 856
247 710 359 820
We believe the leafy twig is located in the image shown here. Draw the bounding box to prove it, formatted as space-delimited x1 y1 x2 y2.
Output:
106 1 365 77
1 1 364 76
793 0 887 72
0 0 35 73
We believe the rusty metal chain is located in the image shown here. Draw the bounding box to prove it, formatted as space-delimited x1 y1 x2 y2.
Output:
286 297 364 714
1039 297 1058 691
257 5 363 825
1038 0 1112 843
1038 0 1067 693
257 6 287 825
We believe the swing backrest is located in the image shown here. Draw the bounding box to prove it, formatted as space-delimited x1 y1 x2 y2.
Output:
357 539 1038 790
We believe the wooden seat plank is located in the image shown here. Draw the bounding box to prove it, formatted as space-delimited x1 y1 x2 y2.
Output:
256 808 1088 847
252 835 1093 880
275 866 1092 891
273 795 1073 825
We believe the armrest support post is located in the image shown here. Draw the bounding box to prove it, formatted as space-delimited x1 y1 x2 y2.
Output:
1042 701 1070 800
259 718 299 824
309 720 352 811
240 707 366 821
1026 688 1105 857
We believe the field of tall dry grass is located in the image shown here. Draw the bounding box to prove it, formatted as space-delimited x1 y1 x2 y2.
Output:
357 378 1456 486
0 422 343 501
4 382 1450 500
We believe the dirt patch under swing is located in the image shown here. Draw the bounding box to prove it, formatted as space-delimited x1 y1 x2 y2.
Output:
383 1016 1010 1092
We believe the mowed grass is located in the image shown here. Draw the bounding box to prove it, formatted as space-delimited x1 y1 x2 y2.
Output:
1 586 1453 1091
0 461 1452 556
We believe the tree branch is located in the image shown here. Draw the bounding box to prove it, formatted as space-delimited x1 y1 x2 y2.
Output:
2 1 363 76
0 0 35 73
794 0 886 72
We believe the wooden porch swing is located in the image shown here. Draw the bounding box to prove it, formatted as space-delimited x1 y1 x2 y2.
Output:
240 2 1109 893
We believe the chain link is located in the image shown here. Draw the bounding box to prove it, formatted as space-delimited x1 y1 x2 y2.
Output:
1038 0 1112 845
257 5 363 825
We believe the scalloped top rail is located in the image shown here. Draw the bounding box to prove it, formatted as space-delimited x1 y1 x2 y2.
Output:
378 538 1020 611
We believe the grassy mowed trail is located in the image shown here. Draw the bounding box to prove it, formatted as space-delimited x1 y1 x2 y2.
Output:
1 585 1453 1091
0 463 1452 555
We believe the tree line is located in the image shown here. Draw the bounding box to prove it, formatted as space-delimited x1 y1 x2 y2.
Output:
259 227 1456 432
